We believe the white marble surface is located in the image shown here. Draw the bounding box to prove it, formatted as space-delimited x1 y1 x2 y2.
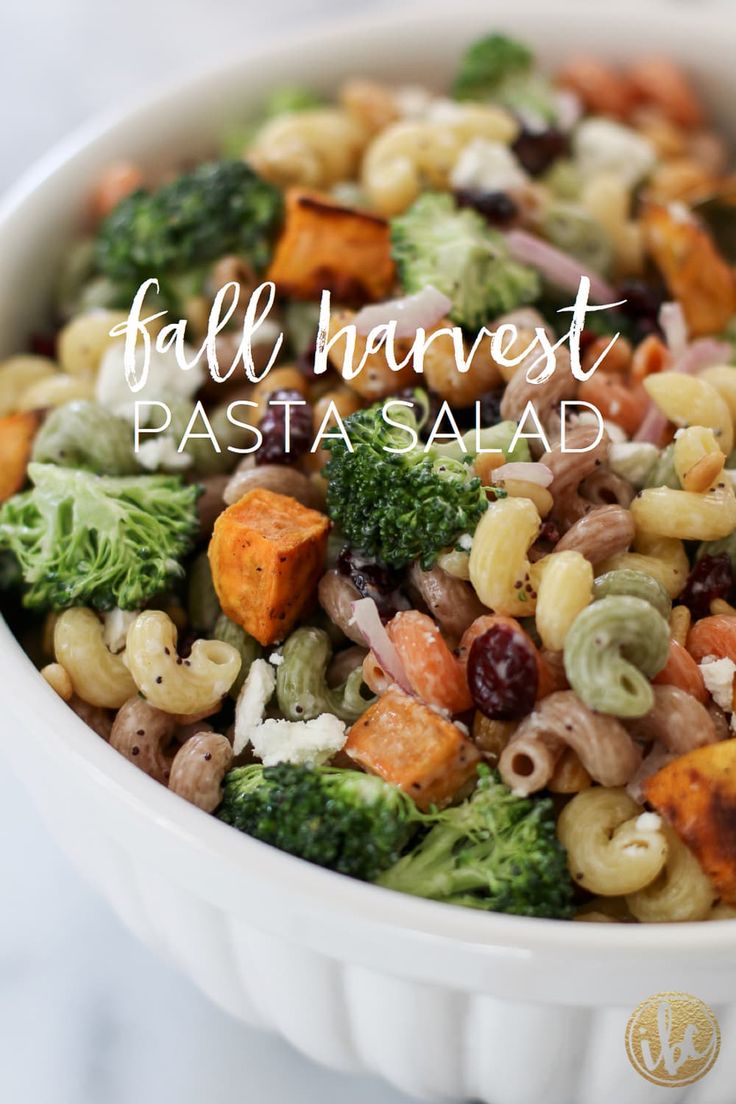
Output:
0 2 414 1101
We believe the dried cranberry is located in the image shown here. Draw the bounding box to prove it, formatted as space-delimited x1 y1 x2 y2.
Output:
478 388 504 427
680 554 734 621
256 388 312 465
467 624 538 719
454 189 519 227
512 126 568 177
30 332 57 359
337 546 407 620
528 519 561 563
579 328 600 356
296 340 319 380
615 279 666 340
539 519 560 545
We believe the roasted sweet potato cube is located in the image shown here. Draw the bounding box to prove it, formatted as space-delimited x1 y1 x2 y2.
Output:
0 411 40 501
267 188 396 303
208 487 329 646
345 688 481 810
642 203 736 337
645 739 736 905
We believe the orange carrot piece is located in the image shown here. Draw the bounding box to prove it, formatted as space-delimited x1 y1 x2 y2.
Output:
556 58 635 119
387 610 472 714
686 615 736 665
653 639 708 702
630 334 672 383
627 58 705 130
90 162 144 222
577 374 649 435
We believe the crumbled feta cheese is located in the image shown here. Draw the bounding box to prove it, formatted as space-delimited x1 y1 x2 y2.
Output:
136 437 192 471
102 609 137 654
635 812 663 833
457 533 473 551
699 655 736 713
330 180 367 208
268 651 284 667
424 97 467 124
250 714 347 768
394 85 435 120
608 441 659 488
573 118 656 188
96 342 205 421
450 138 528 194
233 658 277 755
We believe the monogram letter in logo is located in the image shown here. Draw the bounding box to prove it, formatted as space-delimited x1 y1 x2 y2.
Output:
625 992 720 1088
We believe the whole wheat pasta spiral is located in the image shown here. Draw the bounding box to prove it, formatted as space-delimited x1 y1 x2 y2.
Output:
499 345 578 430
541 424 611 530
317 570 367 645
579 469 636 511
624 684 718 753
408 562 486 641
498 690 642 796
554 504 635 565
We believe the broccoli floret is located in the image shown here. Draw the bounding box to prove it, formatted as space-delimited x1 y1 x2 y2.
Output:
323 402 488 569
377 767 574 919
0 463 199 611
452 33 557 122
262 85 324 118
391 193 540 331
95 160 283 301
217 763 421 881
31 401 139 475
453 33 532 100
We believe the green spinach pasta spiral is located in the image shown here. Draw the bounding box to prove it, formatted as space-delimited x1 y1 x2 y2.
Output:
563 595 669 718
592 568 672 621
276 626 373 723
211 613 262 697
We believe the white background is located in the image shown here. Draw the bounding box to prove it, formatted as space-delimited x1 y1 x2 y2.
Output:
0 1 726 1102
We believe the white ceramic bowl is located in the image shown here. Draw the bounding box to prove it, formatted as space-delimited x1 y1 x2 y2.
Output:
2 5 736 1102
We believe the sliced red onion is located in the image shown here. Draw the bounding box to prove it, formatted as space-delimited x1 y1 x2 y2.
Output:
677 337 732 375
491 462 553 487
658 301 688 359
349 597 412 694
633 405 668 445
354 285 452 338
504 229 618 304
553 89 583 132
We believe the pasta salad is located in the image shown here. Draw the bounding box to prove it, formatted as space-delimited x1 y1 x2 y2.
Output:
3 32 736 923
